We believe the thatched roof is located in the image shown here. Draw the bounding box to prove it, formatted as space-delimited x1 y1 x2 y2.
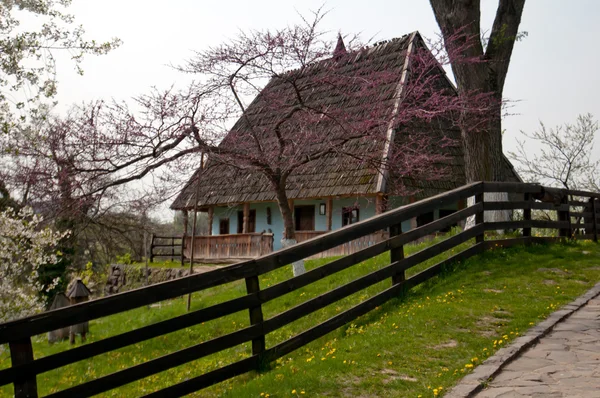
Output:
171 32 520 210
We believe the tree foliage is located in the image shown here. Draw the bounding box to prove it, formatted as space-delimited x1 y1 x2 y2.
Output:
509 114 599 191
0 206 67 321
0 0 120 130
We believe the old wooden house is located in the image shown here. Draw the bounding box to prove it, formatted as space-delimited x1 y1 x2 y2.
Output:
170 31 521 261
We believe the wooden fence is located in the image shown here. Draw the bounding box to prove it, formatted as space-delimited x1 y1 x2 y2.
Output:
0 182 598 397
182 233 274 261
296 230 389 258
149 235 183 263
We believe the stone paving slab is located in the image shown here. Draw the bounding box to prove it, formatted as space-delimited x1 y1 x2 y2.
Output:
445 282 600 398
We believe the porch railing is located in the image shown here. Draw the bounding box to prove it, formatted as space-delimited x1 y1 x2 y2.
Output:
183 233 274 261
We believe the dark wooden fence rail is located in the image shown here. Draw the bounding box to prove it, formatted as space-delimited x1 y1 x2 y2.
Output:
1 182 599 397
149 235 183 263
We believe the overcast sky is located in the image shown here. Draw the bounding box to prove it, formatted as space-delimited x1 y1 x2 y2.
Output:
50 0 599 173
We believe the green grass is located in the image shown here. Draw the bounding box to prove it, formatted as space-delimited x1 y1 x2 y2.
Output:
1 235 600 397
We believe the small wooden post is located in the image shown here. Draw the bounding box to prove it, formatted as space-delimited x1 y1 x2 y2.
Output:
558 195 570 238
245 275 265 360
171 237 175 261
326 198 333 231
9 338 37 398
149 233 155 263
390 223 405 286
243 203 250 234
182 210 189 235
592 198 598 242
475 192 484 243
375 194 387 215
207 206 214 236
523 193 532 238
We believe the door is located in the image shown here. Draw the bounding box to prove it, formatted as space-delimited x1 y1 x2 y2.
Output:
237 209 256 233
294 205 315 231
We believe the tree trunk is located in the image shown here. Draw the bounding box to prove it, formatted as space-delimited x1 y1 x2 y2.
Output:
430 0 526 184
273 180 305 276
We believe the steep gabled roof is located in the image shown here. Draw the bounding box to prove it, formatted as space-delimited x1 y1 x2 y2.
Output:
171 32 520 210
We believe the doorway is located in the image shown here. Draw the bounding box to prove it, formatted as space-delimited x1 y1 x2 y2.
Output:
294 205 315 231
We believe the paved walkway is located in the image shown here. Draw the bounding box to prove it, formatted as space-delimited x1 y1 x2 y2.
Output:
447 283 600 398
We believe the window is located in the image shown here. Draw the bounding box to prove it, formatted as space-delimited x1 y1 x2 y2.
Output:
342 207 359 226
219 218 229 235
266 207 272 225
319 203 326 215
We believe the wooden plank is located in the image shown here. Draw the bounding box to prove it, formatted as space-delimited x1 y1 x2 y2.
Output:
245 276 265 358
523 193 532 237
262 226 483 334
565 189 600 199
390 223 405 285
9 338 37 398
142 356 260 398
243 203 250 234
484 201 570 212
0 294 257 386
475 192 484 244
45 325 262 398
483 182 543 194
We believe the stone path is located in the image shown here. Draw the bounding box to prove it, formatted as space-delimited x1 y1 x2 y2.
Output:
447 283 600 398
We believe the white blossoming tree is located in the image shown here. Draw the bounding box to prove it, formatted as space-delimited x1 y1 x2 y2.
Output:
0 207 68 322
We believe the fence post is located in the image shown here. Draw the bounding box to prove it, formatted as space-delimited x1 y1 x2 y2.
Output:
523 193 532 238
475 192 485 243
180 235 186 267
149 233 155 263
9 338 38 398
592 198 598 243
558 195 570 238
171 237 175 262
390 224 405 286
245 275 265 364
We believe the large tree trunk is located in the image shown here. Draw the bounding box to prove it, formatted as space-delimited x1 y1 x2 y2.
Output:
274 181 306 276
430 0 525 226
430 0 525 184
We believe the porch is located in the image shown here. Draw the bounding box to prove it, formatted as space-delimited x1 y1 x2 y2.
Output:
168 230 389 263
182 233 274 263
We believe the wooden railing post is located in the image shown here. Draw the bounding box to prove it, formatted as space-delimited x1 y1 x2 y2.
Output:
149 233 155 263
558 195 570 238
180 235 186 267
475 192 484 243
523 193 532 238
171 237 175 261
245 275 265 361
9 338 37 398
390 224 405 286
592 198 598 242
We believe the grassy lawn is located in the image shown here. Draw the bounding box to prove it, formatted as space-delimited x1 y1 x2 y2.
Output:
1 236 600 397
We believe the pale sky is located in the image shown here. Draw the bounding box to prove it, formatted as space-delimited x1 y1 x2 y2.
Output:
50 0 600 184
